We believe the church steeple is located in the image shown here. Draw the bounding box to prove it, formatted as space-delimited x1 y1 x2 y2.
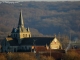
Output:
18 10 24 28
11 10 31 39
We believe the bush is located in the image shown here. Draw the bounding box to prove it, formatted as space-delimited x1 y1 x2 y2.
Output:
0 53 7 60
6 53 37 60
63 50 80 60
40 55 55 60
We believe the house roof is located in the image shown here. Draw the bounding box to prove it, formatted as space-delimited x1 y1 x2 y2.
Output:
8 37 54 46
34 46 47 52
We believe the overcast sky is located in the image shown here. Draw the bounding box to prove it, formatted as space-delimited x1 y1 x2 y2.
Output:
0 0 80 1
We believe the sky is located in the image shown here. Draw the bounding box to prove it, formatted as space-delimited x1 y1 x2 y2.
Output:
0 0 80 1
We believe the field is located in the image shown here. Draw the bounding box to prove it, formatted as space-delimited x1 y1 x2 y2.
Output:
0 49 80 60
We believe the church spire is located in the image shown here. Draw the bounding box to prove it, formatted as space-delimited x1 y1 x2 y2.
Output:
18 10 24 28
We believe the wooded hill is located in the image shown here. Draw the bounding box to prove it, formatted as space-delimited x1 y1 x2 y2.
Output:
0 1 80 40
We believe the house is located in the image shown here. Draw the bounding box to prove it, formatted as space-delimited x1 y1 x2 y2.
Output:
1 10 62 52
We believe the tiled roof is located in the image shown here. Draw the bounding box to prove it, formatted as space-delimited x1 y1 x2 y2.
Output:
34 46 47 52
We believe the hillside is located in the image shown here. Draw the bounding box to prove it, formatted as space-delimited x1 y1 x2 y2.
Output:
0 1 80 40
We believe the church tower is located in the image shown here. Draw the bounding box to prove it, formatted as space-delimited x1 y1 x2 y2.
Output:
11 10 31 40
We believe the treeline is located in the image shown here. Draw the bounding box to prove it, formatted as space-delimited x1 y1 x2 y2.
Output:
0 1 80 39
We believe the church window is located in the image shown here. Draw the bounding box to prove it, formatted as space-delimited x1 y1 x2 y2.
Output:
26 34 27 37
23 34 28 37
29 34 30 37
23 34 24 37
23 34 25 37
13 34 17 38
15 29 17 32
15 34 17 37
14 34 15 37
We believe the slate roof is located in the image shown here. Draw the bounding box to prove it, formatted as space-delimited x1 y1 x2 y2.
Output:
7 38 18 46
8 37 54 46
11 27 29 33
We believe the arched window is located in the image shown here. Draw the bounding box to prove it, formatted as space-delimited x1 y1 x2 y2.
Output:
14 34 17 38
26 34 27 37
23 34 25 37
29 34 31 37
15 34 17 37
14 34 15 37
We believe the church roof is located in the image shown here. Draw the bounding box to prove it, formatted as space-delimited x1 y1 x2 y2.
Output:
18 10 24 28
11 27 29 33
8 37 54 46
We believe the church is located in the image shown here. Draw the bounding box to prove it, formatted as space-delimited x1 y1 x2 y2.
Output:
1 10 62 52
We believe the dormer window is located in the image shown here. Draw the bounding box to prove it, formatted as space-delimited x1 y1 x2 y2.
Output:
14 29 17 32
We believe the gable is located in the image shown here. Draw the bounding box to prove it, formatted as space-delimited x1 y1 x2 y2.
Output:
50 37 62 49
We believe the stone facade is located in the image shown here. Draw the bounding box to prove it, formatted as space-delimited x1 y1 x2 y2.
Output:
50 36 62 49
